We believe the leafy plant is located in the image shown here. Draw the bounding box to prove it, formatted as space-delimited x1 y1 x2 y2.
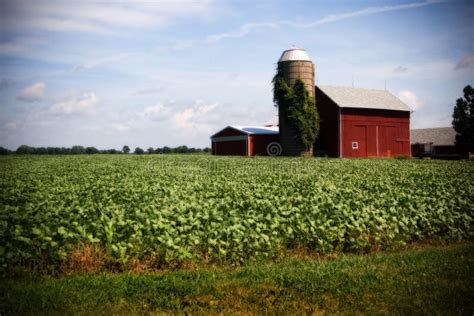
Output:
273 66 320 152
0 155 472 272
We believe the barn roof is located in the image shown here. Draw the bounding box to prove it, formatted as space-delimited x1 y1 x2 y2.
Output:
230 126 279 135
410 127 456 146
317 85 412 112
211 125 279 138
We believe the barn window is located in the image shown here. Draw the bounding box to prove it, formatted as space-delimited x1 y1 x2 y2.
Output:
352 142 358 149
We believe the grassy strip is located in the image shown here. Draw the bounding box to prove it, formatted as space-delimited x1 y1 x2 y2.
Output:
1 242 473 315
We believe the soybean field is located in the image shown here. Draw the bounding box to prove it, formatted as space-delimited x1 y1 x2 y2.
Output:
1 155 473 272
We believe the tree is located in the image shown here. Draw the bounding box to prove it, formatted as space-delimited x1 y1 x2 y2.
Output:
147 147 155 154
71 145 85 154
0 147 11 155
85 147 99 154
176 145 188 153
273 66 320 154
122 145 130 154
134 147 144 154
16 145 33 154
452 85 474 154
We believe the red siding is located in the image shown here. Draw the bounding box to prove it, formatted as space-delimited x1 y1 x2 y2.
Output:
212 140 247 156
211 126 279 156
341 108 410 157
250 134 280 156
314 86 340 157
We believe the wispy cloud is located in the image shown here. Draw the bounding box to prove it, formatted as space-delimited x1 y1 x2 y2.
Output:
393 66 409 74
176 0 445 48
133 87 164 96
175 22 278 49
398 90 423 111
2 0 215 35
49 92 99 115
454 54 474 70
16 82 46 102
72 53 137 72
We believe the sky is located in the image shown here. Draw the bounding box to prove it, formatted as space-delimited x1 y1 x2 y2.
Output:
0 0 473 150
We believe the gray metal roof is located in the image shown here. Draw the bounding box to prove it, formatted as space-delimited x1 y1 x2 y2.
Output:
317 85 412 112
231 126 279 135
278 46 311 62
410 127 456 146
211 125 279 138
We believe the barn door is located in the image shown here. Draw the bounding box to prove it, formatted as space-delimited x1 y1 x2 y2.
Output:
366 126 377 157
352 125 367 157
379 126 396 157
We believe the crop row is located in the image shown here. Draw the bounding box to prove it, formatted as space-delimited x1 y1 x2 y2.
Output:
0 155 473 271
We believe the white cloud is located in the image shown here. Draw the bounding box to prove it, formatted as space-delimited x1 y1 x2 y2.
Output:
173 100 219 129
398 90 423 111
143 103 173 121
49 92 99 115
176 0 445 48
16 82 46 102
285 0 444 28
3 0 215 35
141 100 221 132
111 123 131 132
454 54 474 70
134 87 164 96
72 53 136 72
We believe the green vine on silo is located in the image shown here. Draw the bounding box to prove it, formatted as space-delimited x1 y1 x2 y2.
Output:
272 66 320 152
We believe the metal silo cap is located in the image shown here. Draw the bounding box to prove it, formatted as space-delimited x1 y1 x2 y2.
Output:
278 46 312 62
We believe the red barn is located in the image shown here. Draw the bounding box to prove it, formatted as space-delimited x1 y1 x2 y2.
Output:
315 85 412 158
211 126 279 156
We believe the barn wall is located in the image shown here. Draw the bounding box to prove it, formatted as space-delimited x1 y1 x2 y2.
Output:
314 87 340 157
341 108 410 158
250 134 280 156
212 140 247 156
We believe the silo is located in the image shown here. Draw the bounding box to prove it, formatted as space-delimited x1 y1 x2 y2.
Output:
277 46 315 156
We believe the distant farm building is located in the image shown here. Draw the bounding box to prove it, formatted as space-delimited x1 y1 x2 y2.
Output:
211 126 279 156
211 46 413 158
411 127 458 157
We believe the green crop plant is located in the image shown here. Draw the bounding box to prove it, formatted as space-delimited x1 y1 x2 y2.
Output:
0 155 472 272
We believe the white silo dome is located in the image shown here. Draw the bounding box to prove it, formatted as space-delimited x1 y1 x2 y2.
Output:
278 46 312 62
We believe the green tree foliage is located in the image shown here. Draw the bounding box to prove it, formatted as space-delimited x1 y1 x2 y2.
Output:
452 85 474 152
71 146 86 155
0 147 11 155
273 67 320 151
134 147 145 155
7 145 210 155
16 145 34 154
85 147 99 154
122 145 130 154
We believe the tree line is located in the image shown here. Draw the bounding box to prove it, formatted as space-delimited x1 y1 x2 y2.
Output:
0 145 211 155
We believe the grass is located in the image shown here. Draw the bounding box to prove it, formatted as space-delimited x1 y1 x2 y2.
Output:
1 242 473 315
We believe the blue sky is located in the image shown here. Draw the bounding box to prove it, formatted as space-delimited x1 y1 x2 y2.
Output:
0 0 473 150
